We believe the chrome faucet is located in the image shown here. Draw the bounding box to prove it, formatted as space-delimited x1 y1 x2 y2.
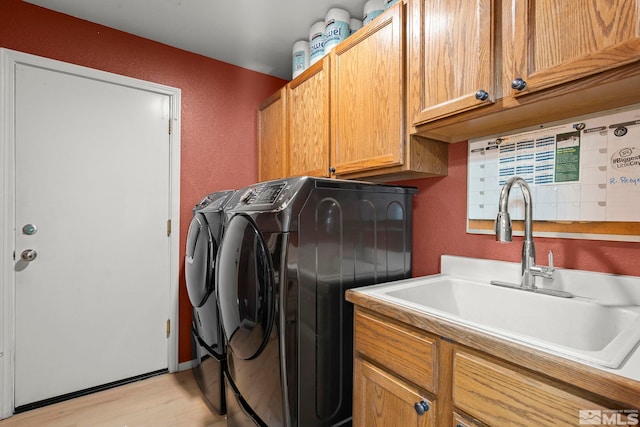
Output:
491 176 573 298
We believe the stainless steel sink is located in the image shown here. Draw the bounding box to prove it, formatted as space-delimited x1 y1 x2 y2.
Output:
361 275 640 368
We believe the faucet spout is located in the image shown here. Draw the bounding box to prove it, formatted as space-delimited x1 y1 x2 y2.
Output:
494 176 538 289
491 176 572 297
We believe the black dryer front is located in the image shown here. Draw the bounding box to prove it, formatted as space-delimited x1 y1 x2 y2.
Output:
185 190 235 415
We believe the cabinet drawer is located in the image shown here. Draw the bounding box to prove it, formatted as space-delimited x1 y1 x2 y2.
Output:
354 310 437 392
453 349 613 426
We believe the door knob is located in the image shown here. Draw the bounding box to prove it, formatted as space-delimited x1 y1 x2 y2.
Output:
21 249 37 262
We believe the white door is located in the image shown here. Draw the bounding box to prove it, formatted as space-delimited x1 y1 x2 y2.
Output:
12 59 173 408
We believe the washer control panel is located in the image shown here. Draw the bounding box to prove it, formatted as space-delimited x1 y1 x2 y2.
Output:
240 182 287 206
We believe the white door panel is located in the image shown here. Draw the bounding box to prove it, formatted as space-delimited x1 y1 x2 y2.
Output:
13 62 171 407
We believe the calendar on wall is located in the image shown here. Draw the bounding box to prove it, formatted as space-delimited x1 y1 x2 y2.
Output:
467 104 640 239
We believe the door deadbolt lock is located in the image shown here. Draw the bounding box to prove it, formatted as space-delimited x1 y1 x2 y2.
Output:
21 249 37 262
22 224 38 235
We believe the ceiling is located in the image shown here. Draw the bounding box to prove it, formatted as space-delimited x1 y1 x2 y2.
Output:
24 0 369 80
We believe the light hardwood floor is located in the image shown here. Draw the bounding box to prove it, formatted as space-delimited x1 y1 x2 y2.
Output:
0 370 226 427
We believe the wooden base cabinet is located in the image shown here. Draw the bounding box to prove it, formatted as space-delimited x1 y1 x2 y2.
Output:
352 307 639 427
453 412 487 427
353 359 435 427
354 309 438 426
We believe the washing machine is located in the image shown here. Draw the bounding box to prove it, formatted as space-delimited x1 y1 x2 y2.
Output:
216 177 417 426
185 190 236 415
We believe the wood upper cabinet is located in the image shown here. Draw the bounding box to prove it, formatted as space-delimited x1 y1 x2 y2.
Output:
258 87 287 182
258 3 448 181
510 0 640 96
408 0 495 127
331 3 405 176
288 56 331 178
409 0 640 143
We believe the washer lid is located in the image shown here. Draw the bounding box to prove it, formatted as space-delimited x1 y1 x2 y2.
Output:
185 213 214 308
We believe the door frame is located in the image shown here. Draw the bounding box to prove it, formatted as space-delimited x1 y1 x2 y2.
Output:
0 48 182 418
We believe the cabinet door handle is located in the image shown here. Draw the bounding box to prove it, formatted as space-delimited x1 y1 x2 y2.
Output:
414 399 430 415
511 77 527 91
475 89 489 101
329 167 336 174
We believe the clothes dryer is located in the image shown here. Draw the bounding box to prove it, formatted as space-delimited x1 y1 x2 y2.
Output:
216 177 416 426
185 190 235 415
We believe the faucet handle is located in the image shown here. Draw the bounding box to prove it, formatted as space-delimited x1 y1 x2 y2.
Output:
531 251 555 280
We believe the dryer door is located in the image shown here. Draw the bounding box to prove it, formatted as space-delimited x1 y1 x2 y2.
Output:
185 212 214 308
217 214 275 361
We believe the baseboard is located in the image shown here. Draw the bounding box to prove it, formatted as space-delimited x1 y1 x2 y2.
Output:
14 369 167 414
178 359 197 372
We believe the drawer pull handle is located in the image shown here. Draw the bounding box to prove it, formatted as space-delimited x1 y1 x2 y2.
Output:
414 399 430 415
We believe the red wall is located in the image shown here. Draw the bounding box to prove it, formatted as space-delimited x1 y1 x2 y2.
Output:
2 1 638 368
2 0 286 363
400 141 640 278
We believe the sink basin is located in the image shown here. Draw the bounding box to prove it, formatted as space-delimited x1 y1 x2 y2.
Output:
362 275 640 368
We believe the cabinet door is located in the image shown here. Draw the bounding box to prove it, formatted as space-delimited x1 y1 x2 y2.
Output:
288 57 331 178
354 358 435 427
511 0 640 96
331 4 404 176
408 0 495 127
258 88 287 182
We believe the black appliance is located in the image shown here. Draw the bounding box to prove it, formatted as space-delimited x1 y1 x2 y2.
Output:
185 190 235 415
216 177 416 426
